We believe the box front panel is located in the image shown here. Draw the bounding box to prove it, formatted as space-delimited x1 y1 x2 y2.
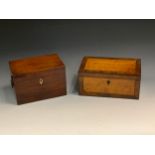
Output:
14 68 66 104
81 76 137 98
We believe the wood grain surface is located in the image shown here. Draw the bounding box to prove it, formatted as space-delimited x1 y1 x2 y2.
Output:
84 58 137 75
9 54 64 77
83 77 135 96
9 53 66 104
78 56 141 99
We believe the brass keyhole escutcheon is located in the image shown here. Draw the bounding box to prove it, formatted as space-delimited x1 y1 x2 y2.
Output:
39 78 44 86
107 80 111 85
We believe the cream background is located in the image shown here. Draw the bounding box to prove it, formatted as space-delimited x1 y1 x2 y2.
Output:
0 49 154 134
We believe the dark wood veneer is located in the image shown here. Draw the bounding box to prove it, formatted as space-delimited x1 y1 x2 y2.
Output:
9 53 67 105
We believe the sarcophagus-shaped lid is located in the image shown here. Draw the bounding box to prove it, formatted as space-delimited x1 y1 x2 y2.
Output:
9 53 65 77
79 56 141 79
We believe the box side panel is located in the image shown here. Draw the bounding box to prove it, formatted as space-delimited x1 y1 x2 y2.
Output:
134 79 141 99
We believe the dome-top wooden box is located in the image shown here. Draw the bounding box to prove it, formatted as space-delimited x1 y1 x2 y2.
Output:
78 56 141 99
9 53 66 104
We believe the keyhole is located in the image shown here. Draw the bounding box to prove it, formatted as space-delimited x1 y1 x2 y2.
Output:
39 78 44 86
107 80 111 85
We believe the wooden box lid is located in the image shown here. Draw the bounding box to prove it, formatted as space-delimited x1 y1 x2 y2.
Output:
79 56 141 78
9 54 65 77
